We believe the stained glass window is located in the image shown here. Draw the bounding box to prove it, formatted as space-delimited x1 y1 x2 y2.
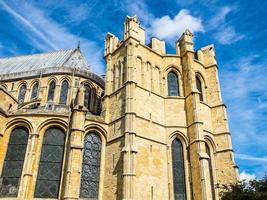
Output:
172 139 186 200
196 76 203 101
0 127 29 197
84 85 91 109
18 84 27 104
80 133 102 199
168 72 180 96
59 80 69 105
47 81 56 102
206 144 215 200
34 128 65 198
31 82 39 100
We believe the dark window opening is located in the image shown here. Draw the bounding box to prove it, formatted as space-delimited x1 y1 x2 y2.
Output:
34 128 65 198
196 76 203 101
168 72 180 96
18 84 27 104
172 138 186 200
59 80 69 105
47 81 56 102
31 82 39 100
80 133 101 199
0 127 29 197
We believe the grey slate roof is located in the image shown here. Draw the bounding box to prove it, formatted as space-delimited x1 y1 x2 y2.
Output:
0 48 90 75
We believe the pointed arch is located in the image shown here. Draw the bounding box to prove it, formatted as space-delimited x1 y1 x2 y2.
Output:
47 80 56 102
168 71 180 96
84 84 91 109
31 82 39 100
196 75 203 101
0 127 29 197
34 127 65 198
171 138 186 200
205 143 216 200
59 80 69 105
80 132 102 198
18 84 27 104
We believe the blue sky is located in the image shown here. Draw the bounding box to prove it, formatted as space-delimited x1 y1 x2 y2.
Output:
0 0 266 180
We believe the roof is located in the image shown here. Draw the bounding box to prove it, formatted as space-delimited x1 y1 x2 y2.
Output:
0 48 90 75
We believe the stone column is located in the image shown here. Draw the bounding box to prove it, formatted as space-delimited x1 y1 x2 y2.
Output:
19 133 39 199
179 30 212 200
63 87 87 200
122 40 138 200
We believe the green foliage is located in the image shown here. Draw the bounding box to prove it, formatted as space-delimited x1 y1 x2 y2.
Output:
220 175 267 200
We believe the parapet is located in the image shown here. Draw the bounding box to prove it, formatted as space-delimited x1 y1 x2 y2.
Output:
124 15 145 44
150 37 166 55
196 45 217 66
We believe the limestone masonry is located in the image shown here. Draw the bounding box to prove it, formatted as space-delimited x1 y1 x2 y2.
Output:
0 16 238 200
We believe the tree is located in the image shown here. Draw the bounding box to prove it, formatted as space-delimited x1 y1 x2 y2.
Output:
220 175 267 200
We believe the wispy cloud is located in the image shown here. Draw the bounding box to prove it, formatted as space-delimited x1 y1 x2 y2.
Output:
221 54 267 179
0 1 58 50
0 0 104 74
123 0 154 27
236 154 267 163
207 6 244 45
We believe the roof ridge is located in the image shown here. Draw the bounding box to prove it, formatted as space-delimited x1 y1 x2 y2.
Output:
0 48 76 60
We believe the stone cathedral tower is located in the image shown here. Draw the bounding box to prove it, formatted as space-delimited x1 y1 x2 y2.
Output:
0 15 237 200
103 16 238 200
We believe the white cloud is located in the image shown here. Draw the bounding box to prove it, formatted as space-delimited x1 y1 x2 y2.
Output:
123 1 204 43
239 171 256 182
149 9 204 42
0 0 104 74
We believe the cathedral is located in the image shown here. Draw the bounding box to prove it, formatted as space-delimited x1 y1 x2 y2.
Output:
0 16 238 200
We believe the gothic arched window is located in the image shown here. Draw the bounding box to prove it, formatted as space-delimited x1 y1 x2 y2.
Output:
34 128 65 198
84 85 91 109
168 72 180 96
80 133 102 198
172 138 186 200
196 76 203 101
31 82 39 100
47 81 56 102
18 84 27 104
206 144 216 200
0 127 29 197
59 80 69 105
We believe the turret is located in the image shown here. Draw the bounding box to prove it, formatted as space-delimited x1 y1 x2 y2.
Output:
104 32 120 56
123 15 145 44
177 29 194 56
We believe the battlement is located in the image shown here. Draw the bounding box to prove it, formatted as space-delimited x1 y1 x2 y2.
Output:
104 15 216 64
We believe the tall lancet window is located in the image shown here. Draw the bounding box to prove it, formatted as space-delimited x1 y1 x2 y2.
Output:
59 80 69 105
18 84 27 104
206 144 216 200
31 82 39 100
168 72 180 96
196 76 203 101
80 133 102 199
0 127 29 197
172 138 186 200
84 85 91 109
34 128 65 198
47 81 56 102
